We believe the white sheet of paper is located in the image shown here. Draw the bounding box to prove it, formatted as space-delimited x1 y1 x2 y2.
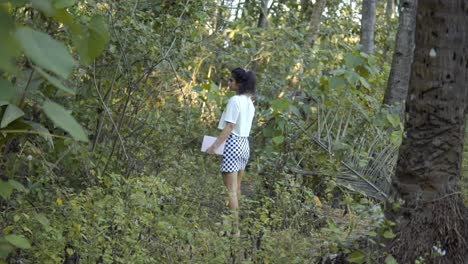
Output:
201 135 225 155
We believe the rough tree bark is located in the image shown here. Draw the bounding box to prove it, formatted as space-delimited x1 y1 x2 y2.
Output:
305 0 327 48
360 0 376 54
382 0 417 108
388 0 468 263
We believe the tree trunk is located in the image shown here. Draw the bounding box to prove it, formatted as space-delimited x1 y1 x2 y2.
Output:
257 0 268 28
360 0 376 54
382 0 417 108
388 0 468 263
306 0 327 48
385 0 395 19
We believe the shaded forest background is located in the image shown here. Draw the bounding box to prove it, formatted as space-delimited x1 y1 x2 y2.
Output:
0 0 467 263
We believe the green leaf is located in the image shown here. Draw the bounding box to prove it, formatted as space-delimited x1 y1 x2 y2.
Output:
347 250 365 263
4 234 31 249
383 230 396 239
271 98 290 112
34 67 75 95
210 81 219 91
66 248 74 255
31 0 55 16
1 104 24 128
0 241 14 259
328 76 346 90
76 15 109 64
0 180 13 200
344 71 360 84
385 255 398 264
15 27 76 79
272 135 284 145
0 80 17 103
42 100 88 142
0 10 20 73
88 15 109 58
53 0 75 9
8 180 26 192
35 214 50 227
386 114 400 128
358 76 371 89
345 53 365 69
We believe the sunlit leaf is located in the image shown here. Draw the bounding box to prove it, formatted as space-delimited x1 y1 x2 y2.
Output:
386 114 400 128
383 230 396 239
347 250 365 263
42 100 88 142
15 27 76 79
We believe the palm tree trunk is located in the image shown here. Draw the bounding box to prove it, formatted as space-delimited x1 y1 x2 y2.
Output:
382 0 417 108
388 0 468 262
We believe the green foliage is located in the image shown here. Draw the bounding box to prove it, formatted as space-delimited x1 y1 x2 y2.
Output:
15 26 76 79
0 0 410 262
42 100 88 142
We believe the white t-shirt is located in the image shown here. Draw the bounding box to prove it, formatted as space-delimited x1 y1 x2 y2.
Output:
218 95 255 137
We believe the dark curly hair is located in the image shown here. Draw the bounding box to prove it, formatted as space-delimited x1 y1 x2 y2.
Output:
231 67 256 95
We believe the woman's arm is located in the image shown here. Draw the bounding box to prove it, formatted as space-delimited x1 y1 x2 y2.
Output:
207 122 235 154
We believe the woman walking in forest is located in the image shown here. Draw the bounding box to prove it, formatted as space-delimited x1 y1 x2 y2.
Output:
207 67 256 211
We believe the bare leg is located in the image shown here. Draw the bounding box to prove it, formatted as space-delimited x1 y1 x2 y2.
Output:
237 170 245 199
223 171 241 237
223 172 238 209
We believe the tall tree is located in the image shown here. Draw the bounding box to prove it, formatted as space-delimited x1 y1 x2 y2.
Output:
388 0 468 262
360 0 376 54
257 0 269 28
385 0 395 19
305 0 327 48
382 0 417 108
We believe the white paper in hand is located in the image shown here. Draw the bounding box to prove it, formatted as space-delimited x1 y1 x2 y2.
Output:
201 135 225 155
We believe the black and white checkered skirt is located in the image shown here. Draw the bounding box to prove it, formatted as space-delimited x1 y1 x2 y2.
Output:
221 134 250 173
